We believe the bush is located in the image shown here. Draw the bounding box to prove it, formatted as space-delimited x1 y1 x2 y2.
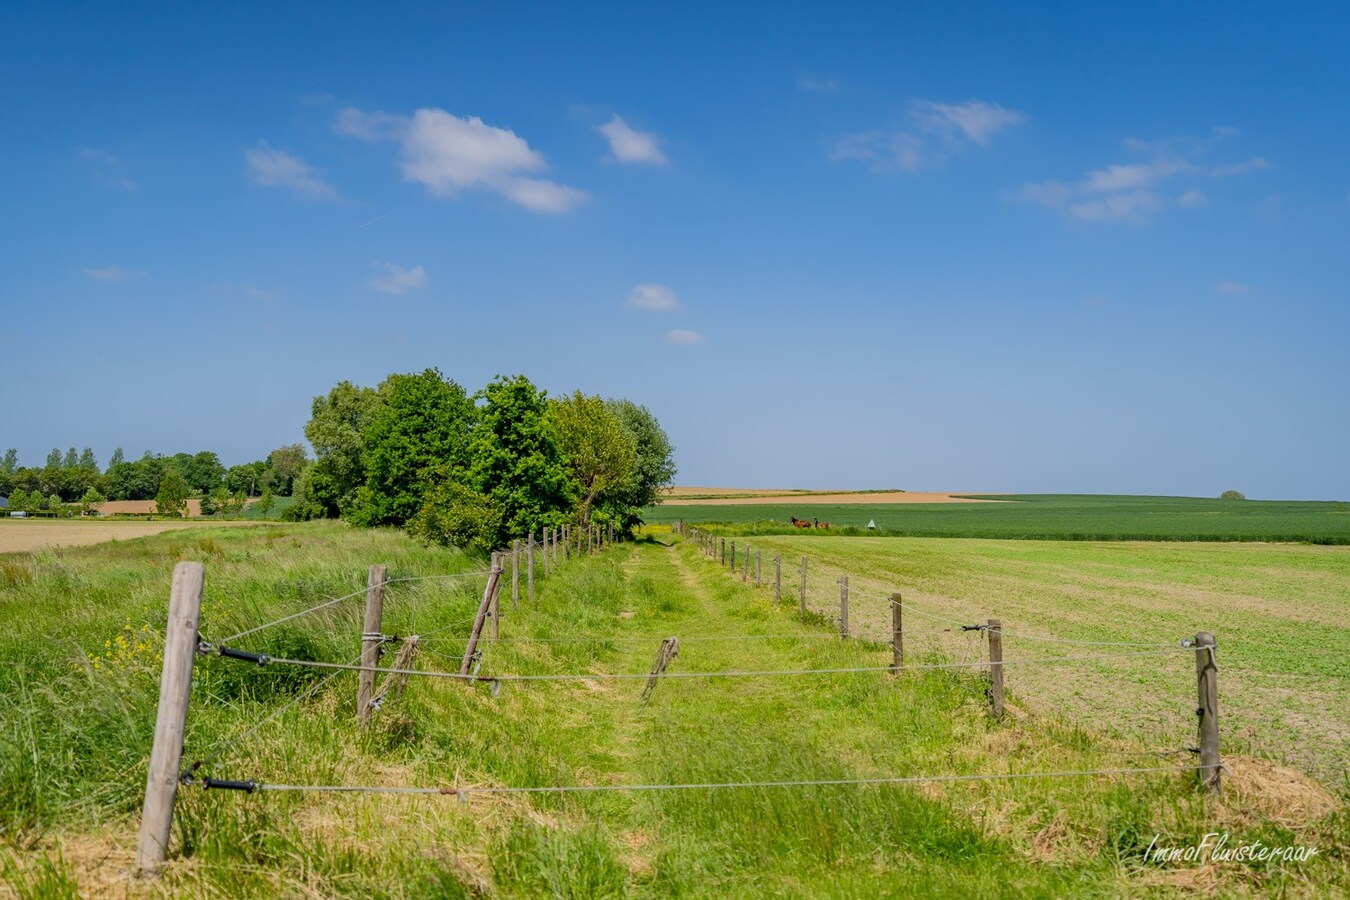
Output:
1219 490 1246 501
407 481 502 552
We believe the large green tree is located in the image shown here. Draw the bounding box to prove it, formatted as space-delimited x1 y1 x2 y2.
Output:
597 399 677 533
1 449 18 475
549 391 636 526
300 380 385 518
154 467 190 517
263 443 308 496
349 369 475 527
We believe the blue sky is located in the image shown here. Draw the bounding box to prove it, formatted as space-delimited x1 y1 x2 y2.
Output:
2 1 1347 499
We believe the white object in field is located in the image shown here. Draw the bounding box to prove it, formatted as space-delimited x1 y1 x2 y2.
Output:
867 519 876 530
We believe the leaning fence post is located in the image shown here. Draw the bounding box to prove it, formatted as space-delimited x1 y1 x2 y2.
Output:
512 539 521 609
1194 632 1221 795
839 575 849 638
460 557 503 675
774 556 781 602
136 561 205 876
799 556 807 619
988 618 1004 718
358 564 388 724
891 593 903 672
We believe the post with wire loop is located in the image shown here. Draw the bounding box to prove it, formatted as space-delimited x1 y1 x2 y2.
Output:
839 575 849 638
358 564 388 724
136 561 204 876
987 618 1004 718
1194 631 1221 795
891 593 903 672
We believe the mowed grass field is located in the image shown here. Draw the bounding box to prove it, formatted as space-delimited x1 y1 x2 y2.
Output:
694 533 1350 785
643 494 1350 543
1 524 1346 896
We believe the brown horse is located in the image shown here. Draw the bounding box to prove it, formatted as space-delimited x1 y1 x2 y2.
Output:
813 518 830 530
790 516 811 528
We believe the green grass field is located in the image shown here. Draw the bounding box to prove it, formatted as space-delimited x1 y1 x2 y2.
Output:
643 494 1350 543
1 523 1345 896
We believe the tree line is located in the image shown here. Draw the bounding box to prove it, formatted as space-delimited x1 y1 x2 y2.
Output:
292 370 675 551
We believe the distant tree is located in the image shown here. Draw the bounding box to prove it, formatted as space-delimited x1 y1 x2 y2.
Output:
45 448 62 469
168 451 225 494
1219 490 1246 501
257 487 275 516
9 489 29 511
549 391 636 526
106 456 163 500
597 399 677 534
265 443 309 496
349 369 475 527
304 380 386 517
80 487 106 515
62 448 78 469
225 461 268 496
155 468 190 517
109 447 125 468
78 448 99 471
46 493 65 514
1 449 17 475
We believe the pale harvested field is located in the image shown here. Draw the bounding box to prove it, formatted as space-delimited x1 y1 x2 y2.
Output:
0 519 258 554
94 498 208 516
662 489 1000 506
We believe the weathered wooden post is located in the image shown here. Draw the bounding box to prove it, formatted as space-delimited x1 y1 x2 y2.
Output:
730 541 736 573
136 562 204 875
588 524 594 554
720 538 726 565
891 593 903 672
988 619 1004 718
1194 632 1221 795
755 551 762 586
774 556 781 602
839 575 849 638
460 557 503 674
742 546 749 582
358 564 388 723
512 539 521 609
543 528 551 576
799 557 807 619
527 531 535 603
608 522 614 544
489 551 502 640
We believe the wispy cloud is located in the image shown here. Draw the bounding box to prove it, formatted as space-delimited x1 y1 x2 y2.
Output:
336 106 586 213
369 262 426 294
797 73 841 94
1213 281 1249 294
1015 131 1268 223
83 266 146 282
79 148 137 191
244 141 338 200
598 115 668 165
626 283 681 311
665 329 705 345
830 99 1024 173
244 285 280 301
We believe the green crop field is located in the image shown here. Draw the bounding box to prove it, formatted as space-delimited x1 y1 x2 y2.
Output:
1 523 1345 896
644 494 1350 543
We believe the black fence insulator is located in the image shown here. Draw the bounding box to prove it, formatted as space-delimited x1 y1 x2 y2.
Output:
203 777 259 793
218 646 272 665
960 624 987 632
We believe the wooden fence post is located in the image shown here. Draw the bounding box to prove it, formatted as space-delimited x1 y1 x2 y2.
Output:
755 551 762 586
489 551 502 640
799 556 807 619
730 541 736 573
358 564 387 723
720 538 726 565
543 528 551 576
136 562 205 875
588 524 594 554
512 539 521 609
1194 632 1221 795
460 558 503 675
527 531 535 603
774 556 781 602
891 593 903 672
987 619 1004 718
839 575 849 638
742 546 749 582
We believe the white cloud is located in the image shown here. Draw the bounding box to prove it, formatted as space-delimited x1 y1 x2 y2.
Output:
665 329 705 345
336 106 586 213
598 115 668 165
797 74 840 94
1016 132 1268 223
244 141 338 200
83 266 146 282
1213 281 1249 294
369 262 427 294
627 283 681 311
831 98 1023 173
79 148 137 191
911 100 1025 147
